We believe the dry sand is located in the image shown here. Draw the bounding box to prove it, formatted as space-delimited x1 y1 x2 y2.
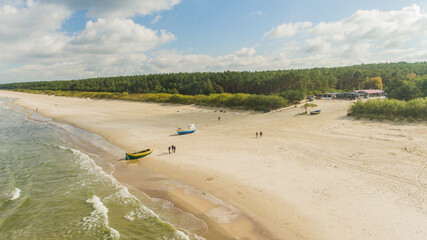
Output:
1 90 426 240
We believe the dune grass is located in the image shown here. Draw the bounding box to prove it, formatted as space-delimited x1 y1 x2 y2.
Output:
13 89 290 111
348 98 427 121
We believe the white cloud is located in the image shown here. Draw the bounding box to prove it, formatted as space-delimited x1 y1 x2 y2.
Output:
145 47 267 73
2 52 150 82
263 22 312 39
0 1 71 64
235 47 256 57
308 4 427 45
0 1 177 82
263 4 427 67
1 3 427 83
67 18 175 54
303 37 331 54
151 15 162 24
40 0 182 18
0 2 70 42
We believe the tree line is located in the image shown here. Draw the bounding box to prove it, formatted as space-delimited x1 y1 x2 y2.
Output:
1 62 426 101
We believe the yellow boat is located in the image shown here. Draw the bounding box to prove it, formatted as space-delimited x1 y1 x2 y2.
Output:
310 110 321 115
125 148 153 160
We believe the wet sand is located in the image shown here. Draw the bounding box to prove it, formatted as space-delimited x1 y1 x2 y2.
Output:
2 90 426 240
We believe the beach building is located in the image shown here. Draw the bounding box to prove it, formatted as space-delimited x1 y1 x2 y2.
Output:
322 89 386 100
321 93 339 99
321 92 358 100
337 92 360 100
354 89 386 99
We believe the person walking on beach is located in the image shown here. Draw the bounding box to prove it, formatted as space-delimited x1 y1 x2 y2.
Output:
168 146 171 154
218 116 220 121
172 145 176 153
256 132 258 138
260 131 262 137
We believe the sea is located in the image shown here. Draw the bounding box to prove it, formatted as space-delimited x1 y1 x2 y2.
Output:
0 98 202 240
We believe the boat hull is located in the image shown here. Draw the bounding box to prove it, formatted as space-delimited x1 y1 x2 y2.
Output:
177 129 196 135
310 110 321 115
125 148 153 160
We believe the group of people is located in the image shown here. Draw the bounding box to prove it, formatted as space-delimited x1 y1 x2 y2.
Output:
256 131 263 138
168 145 176 154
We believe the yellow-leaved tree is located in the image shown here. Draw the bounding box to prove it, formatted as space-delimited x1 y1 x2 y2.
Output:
406 73 416 80
363 77 383 89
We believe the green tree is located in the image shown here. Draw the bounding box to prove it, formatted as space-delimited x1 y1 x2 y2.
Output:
279 89 305 103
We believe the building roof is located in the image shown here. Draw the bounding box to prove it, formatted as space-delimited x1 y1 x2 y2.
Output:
354 89 384 94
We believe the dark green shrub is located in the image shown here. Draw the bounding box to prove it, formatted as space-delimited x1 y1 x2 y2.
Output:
279 89 305 103
348 98 427 121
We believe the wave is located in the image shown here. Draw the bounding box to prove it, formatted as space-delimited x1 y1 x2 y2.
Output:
84 195 120 240
10 188 21 200
59 145 192 239
1 100 196 239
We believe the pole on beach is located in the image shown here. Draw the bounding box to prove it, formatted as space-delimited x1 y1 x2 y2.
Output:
305 95 308 114
207 176 214 194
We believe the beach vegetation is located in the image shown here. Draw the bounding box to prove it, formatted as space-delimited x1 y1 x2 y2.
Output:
348 98 427 121
302 103 318 114
279 89 305 103
15 89 289 111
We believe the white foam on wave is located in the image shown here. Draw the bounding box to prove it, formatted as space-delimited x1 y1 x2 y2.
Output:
123 207 190 240
57 146 105 178
124 206 156 222
172 230 191 240
104 186 135 204
58 145 67 150
84 195 120 239
10 188 21 200
59 145 191 239
57 145 130 193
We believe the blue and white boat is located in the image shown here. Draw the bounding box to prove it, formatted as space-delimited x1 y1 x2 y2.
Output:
177 124 196 135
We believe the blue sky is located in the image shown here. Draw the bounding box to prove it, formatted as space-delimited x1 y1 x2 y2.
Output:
0 0 426 83
144 0 425 56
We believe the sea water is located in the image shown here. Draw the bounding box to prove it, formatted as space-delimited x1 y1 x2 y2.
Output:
0 98 195 239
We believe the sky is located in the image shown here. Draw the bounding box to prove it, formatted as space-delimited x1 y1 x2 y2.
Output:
0 0 426 83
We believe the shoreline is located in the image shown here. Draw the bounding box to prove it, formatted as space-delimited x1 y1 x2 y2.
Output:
2 90 426 240
2 92 278 239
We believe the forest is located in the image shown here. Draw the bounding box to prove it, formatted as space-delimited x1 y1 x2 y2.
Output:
1 62 426 98
1 62 427 112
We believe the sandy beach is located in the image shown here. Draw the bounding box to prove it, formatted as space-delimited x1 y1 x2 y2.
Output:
1 90 426 240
